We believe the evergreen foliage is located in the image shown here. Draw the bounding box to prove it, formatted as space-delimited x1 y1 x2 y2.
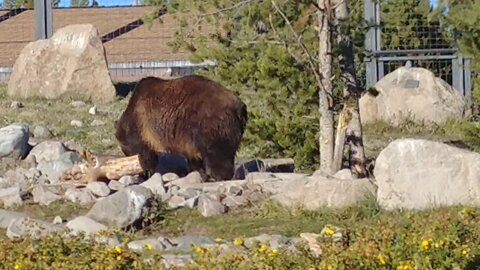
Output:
143 0 475 171
436 0 480 101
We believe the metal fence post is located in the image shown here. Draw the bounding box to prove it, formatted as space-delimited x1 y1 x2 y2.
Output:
452 54 464 95
35 0 53 40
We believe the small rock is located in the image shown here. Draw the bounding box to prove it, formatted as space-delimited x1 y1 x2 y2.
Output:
108 180 125 191
66 216 108 235
86 182 111 197
162 172 179 182
197 194 227 217
60 151 84 164
244 234 290 249
71 100 86 107
37 160 74 183
178 196 199 209
222 195 249 209
173 235 216 250
178 188 200 199
70 120 83 127
90 119 105 126
27 140 68 163
161 254 193 269
0 187 23 207
10 101 24 109
167 195 186 209
0 123 30 159
118 175 142 186
32 125 53 139
88 106 97 115
7 217 64 239
64 188 96 205
228 185 243 196
140 173 167 200
31 185 63 206
127 238 167 252
53 216 64 224
86 185 154 228
0 209 27 228
167 171 202 188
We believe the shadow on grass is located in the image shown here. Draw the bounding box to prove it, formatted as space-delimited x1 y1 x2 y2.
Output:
466 256 480 270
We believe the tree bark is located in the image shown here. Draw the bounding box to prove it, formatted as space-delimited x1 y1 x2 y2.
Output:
333 0 368 178
318 0 335 174
61 154 143 184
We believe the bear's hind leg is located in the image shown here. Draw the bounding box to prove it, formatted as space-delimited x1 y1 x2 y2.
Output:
138 148 159 179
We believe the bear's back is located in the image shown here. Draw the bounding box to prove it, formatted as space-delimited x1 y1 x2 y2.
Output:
130 75 244 113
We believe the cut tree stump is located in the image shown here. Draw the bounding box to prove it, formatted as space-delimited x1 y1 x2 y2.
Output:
61 154 143 184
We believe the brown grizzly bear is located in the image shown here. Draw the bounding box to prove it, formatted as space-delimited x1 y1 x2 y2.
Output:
115 75 248 181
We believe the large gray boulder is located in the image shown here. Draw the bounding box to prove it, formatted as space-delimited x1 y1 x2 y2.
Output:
270 173 377 210
375 138 480 210
7 24 116 104
359 67 467 126
86 185 153 228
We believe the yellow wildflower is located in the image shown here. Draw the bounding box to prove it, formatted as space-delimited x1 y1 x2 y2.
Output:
325 227 335 236
267 249 279 257
258 244 269 253
195 246 205 254
14 262 22 270
434 240 444 248
114 245 122 254
233 238 244 246
215 238 223 243
397 262 413 270
144 243 152 251
116 255 122 261
377 253 387 265
420 239 430 250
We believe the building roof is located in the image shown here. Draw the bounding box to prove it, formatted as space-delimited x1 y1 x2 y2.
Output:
0 6 205 67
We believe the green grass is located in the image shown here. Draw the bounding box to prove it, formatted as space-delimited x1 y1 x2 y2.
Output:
3 83 480 268
0 83 128 155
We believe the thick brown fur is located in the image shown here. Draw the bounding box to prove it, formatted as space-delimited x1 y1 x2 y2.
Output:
115 75 248 181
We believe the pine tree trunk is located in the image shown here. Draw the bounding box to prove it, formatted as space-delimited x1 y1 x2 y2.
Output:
318 0 335 174
333 0 368 178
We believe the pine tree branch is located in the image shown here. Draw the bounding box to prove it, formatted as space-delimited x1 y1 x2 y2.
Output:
198 0 258 17
270 0 322 85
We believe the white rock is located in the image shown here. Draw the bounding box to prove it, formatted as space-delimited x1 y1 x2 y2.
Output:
166 171 203 188
162 172 179 182
64 188 96 205
359 67 467 126
27 140 68 163
66 216 108 235
7 217 64 239
270 175 377 210
197 194 227 217
86 185 153 228
0 123 30 159
88 106 97 115
0 209 27 228
375 138 480 210
140 173 167 199
0 187 23 207
86 181 111 197
31 185 63 206
70 120 83 127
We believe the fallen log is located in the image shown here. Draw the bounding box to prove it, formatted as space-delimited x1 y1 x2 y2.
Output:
61 153 143 184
